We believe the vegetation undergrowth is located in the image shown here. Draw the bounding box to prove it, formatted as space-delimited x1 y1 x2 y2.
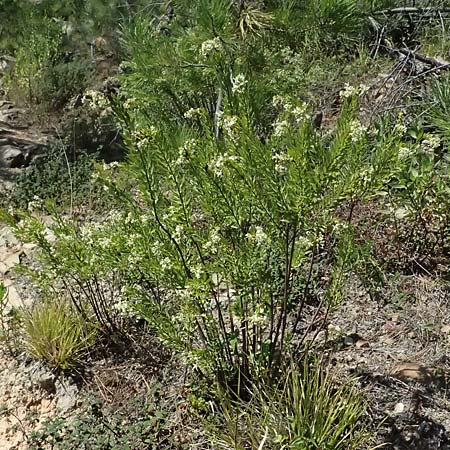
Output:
213 360 370 450
21 299 96 371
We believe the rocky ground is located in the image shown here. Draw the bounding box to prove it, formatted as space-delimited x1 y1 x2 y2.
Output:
323 275 450 449
0 99 51 187
0 222 80 450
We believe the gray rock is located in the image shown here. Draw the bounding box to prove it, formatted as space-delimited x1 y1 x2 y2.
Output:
55 379 79 413
0 145 24 168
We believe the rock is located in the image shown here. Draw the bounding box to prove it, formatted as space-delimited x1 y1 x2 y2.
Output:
0 145 25 168
344 335 356 346
393 402 405 415
38 375 56 395
391 362 436 384
441 324 450 334
55 379 78 413
3 283 22 309
355 338 370 348
0 249 22 272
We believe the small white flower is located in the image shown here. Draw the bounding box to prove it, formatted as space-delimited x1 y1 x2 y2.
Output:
222 115 238 133
246 226 267 245
340 83 358 99
184 108 202 120
272 95 284 108
273 120 289 138
339 83 369 99
209 153 239 177
200 37 221 58
393 123 407 136
231 73 247 94
422 134 440 152
203 228 221 251
82 90 108 110
398 146 412 159
359 83 369 95
160 257 172 270
193 266 204 278
272 152 293 174
349 119 367 143
291 103 310 124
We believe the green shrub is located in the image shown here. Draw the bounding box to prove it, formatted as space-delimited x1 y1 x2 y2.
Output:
22 299 96 370
2 38 411 396
4 14 64 105
212 361 370 450
8 143 97 210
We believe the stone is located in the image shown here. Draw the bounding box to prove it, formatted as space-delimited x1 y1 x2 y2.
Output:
355 338 370 348
393 402 405 414
55 379 78 413
38 375 56 395
391 362 436 384
0 145 24 168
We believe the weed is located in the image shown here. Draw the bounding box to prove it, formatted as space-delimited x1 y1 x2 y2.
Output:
7 143 97 210
22 299 96 371
212 360 370 450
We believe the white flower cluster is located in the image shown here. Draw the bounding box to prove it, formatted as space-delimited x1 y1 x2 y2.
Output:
398 146 413 160
200 37 222 58
82 90 108 110
393 122 407 136
231 73 248 95
272 96 310 122
349 119 368 143
176 139 198 165
209 153 240 177
273 119 290 138
218 114 240 143
203 228 221 252
123 97 138 110
131 126 157 150
27 195 43 212
160 256 172 271
290 104 310 124
422 134 441 152
80 221 104 245
246 226 267 245
184 107 203 120
272 152 293 174
339 83 369 99
271 96 311 136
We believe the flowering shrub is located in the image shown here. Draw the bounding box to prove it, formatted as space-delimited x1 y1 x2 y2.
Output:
93 87 405 388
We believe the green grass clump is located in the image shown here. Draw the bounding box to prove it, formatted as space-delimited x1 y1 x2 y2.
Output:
214 361 370 450
22 300 96 371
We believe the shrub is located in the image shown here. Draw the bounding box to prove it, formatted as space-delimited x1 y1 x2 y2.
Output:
7 143 97 210
1 0 413 392
2 60 410 397
212 361 370 450
22 299 96 370
4 14 64 106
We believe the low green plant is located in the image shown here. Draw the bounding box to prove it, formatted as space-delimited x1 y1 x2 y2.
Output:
22 299 96 370
388 123 450 263
212 360 370 450
7 143 97 210
27 393 191 450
